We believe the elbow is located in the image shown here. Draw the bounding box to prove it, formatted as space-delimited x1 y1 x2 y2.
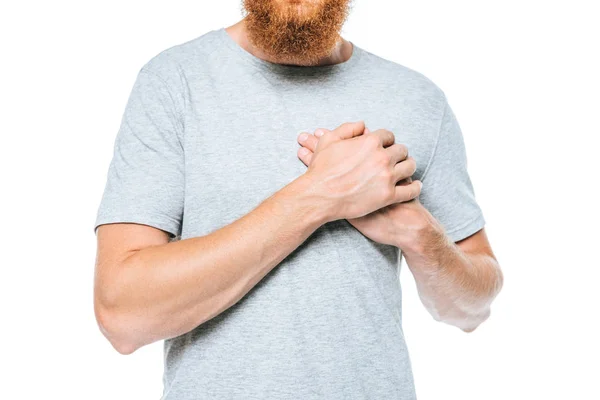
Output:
493 262 504 298
456 261 504 332
94 291 141 355
111 338 138 355
431 261 503 332
458 307 491 333
431 302 492 333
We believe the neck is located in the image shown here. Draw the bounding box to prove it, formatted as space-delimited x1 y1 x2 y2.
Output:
225 18 353 67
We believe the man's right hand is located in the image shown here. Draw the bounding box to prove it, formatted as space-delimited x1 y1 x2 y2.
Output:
299 121 422 223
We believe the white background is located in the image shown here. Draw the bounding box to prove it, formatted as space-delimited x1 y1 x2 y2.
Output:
1 1 598 399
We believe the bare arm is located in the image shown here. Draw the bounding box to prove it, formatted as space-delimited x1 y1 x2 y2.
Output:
95 175 328 355
94 122 421 355
295 124 502 332
402 222 503 332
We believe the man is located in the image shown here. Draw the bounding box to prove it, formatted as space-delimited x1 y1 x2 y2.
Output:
93 0 503 399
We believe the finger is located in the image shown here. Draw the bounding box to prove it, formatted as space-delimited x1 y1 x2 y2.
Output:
313 128 333 152
396 176 412 186
297 131 320 152
297 146 313 166
313 128 331 138
392 179 422 203
393 156 417 183
384 143 409 165
365 127 371 134
395 176 411 185
328 121 366 141
369 129 395 148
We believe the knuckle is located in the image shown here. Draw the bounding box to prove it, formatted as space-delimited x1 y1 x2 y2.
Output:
401 182 416 200
407 156 417 173
404 184 414 199
314 128 327 137
365 134 381 148
378 151 391 167
383 129 395 143
392 144 406 159
380 167 393 182
383 150 393 164
400 144 409 158
319 132 332 143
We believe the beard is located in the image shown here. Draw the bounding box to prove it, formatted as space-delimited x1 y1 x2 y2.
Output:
242 0 353 66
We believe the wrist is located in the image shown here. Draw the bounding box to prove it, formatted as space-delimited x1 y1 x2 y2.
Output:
401 220 450 264
276 173 335 229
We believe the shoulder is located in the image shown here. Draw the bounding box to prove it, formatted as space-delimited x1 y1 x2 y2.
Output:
357 46 448 111
128 29 225 116
353 47 452 178
137 29 223 86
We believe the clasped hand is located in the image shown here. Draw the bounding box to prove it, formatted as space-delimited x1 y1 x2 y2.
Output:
297 121 437 251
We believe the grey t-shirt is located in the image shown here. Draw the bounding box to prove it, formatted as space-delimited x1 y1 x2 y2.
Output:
94 27 485 400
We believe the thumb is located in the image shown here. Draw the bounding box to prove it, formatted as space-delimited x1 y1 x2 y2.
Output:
330 121 366 141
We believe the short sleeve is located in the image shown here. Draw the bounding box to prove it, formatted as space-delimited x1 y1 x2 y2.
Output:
93 67 185 239
418 98 486 242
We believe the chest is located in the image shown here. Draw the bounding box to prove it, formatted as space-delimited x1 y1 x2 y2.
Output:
180 80 436 238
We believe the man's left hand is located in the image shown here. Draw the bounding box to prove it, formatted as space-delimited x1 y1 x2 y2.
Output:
297 127 441 252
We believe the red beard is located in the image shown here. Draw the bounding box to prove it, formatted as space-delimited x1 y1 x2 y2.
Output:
242 0 353 65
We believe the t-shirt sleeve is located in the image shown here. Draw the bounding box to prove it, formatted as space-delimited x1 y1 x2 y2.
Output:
418 97 486 242
93 67 185 239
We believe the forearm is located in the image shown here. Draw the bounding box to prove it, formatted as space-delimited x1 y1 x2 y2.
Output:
97 175 330 354
402 227 503 332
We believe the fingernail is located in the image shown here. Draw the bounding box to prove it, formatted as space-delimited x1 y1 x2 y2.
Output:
298 133 308 142
315 129 324 137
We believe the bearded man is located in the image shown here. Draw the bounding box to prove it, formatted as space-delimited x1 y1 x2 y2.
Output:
93 1 504 399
